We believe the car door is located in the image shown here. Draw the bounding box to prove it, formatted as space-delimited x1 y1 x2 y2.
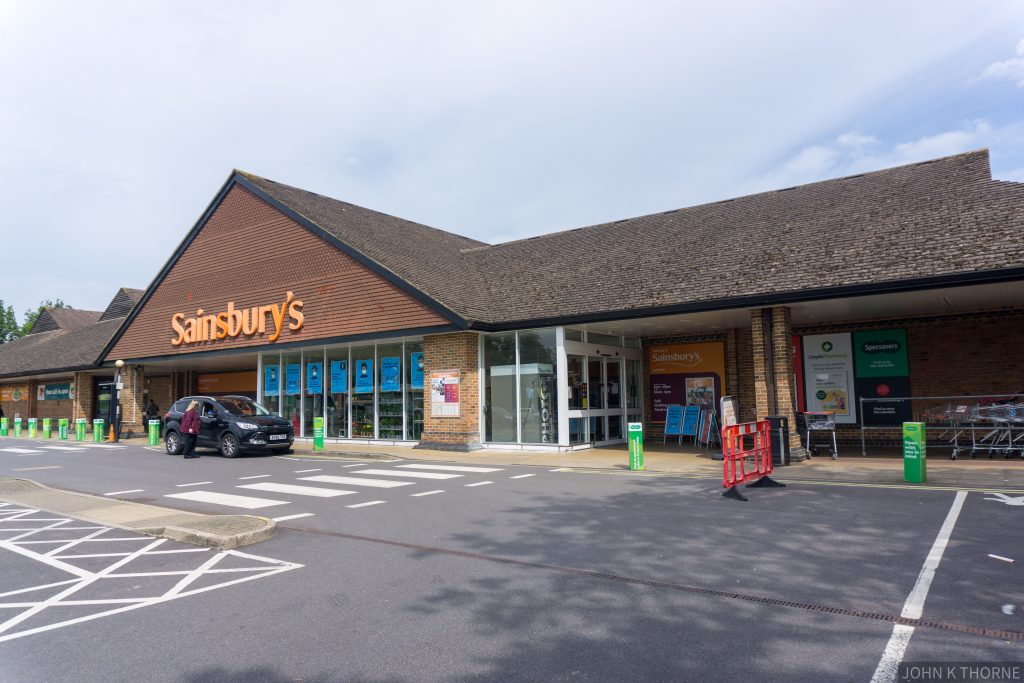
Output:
197 401 221 446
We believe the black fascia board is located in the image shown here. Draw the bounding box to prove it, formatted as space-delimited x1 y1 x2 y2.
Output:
0 363 101 381
232 175 470 329
465 266 1024 332
97 323 461 367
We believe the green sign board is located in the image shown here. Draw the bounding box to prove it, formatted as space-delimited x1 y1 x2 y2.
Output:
75 418 87 441
0 417 7 436
628 422 644 471
854 329 909 378
59 418 69 440
93 419 105 442
313 416 325 451
903 422 926 483
27 418 37 438
39 383 73 401
148 419 160 446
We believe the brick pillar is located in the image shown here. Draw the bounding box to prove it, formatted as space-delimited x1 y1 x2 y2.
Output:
725 329 739 397
751 307 807 460
417 332 481 451
27 380 38 421
119 364 145 438
72 372 93 424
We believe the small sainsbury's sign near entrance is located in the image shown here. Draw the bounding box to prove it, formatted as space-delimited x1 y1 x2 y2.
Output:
171 291 304 346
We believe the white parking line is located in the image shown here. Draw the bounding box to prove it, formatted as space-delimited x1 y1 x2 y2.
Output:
238 483 356 498
411 490 444 497
13 466 62 472
464 481 493 487
165 491 289 510
174 481 213 488
354 469 462 480
272 513 315 522
40 446 85 452
0 448 41 454
293 469 322 473
397 464 503 473
509 474 536 479
340 463 365 467
346 501 385 509
238 475 271 480
103 489 144 496
299 475 415 488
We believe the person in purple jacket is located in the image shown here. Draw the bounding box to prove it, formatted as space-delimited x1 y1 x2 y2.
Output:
180 400 200 459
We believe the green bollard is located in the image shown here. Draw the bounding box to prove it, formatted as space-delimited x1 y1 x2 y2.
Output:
13 418 22 438
0 417 8 436
42 418 52 439
628 422 644 471
59 418 69 440
75 418 87 441
93 419 105 442
903 422 926 483
313 416 325 451
27 418 37 439
147 419 160 446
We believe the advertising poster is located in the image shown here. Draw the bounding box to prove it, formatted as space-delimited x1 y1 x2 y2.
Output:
38 383 73 401
307 362 323 394
792 336 805 412
648 342 725 422
663 404 684 436
354 360 374 393
802 333 857 424
430 369 460 417
264 366 280 394
409 352 424 388
0 385 28 402
285 364 301 395
330 360 347 394
854 329 911 425
381 357 401 392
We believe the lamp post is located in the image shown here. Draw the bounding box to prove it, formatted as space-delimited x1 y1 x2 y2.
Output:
113 360 124 443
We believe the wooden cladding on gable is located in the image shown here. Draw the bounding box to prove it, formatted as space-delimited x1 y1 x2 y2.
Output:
108 185 451 360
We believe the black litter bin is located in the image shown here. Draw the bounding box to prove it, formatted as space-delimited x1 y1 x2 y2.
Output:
766 415 790 466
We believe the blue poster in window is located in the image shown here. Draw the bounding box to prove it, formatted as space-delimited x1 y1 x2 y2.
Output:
381 357 401 392
354 360 373 393
285 364 301 395
663 404 684 436
330 360 347 394
681 405 701 436
307 362 322 394
410 352 424 387
264 366 279 394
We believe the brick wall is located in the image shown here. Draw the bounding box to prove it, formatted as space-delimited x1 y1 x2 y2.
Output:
146 375 175 415
72 372 94 429
119 364 146 437
418 332 481 450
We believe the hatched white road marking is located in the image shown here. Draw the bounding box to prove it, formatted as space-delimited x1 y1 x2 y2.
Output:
465 481 494 487
13 466 62 472
293 468 322 473
397 464 503 473
238 482 356 498
300 475 414 489
346 501 385 508
174 481 213 488
272 513 315 522
238 475 271 480
411 490 444 497
354 468 462 480
509 474 536 479
40 446 85 451
1 448 42 454
103 489 144 496
165 491 290 510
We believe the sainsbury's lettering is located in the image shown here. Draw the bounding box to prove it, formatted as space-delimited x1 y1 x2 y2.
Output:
171 292 304 346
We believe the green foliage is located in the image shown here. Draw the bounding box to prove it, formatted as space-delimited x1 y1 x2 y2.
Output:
19 299 71 337
0 300 19 344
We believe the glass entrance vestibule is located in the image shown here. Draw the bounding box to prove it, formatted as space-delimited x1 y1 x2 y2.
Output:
258 339 424 442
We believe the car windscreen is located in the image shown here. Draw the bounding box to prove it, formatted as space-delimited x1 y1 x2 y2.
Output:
218 398 271 417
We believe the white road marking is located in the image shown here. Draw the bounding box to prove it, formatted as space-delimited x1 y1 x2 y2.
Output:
549 468 564 472
984 493 1024 506
1 448 41 454
272 513 315 522
54 548 210 559
465 481 494 487
238 482 356 498
411 490 444 497
13 466 62 472
354 468 462 480
870 490 967 683
397 464 503 473
40 446 85 451
340 463 365 467
75 444 122 449
143 447 164 452
273 456 303 461
165 491 290 509
988 554 1015 563
509 474 536 479
300 475 415 488
346 501 385 508
238 475 271 480
174 481 213 487
293 468 322 473
104 489 144 496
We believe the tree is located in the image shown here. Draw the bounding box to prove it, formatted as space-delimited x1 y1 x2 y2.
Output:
0 301 19 343
20 299 71 337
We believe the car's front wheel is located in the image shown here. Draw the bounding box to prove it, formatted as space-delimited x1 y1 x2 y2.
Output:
220 432 240 458
165 430 183 455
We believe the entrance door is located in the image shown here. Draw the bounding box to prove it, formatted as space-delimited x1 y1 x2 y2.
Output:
569 356 627 445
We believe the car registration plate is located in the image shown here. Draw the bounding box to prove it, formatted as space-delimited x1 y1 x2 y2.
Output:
269 434 288 441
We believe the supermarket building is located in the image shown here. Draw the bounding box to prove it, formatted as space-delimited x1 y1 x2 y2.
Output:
1 149 1022 455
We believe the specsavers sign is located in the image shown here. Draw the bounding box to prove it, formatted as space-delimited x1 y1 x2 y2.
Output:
802 333 857 424
172 292 304 346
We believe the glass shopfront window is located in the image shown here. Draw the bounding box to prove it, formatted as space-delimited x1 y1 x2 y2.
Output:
627 359 641 410
326 348 349 439
351 345 375 439
405 342 424 441
518 329 558 444
283 352 302 435
567 355 584 410
303 349 324 439
483 333 517 442
261 353 281 416
377 343 403 441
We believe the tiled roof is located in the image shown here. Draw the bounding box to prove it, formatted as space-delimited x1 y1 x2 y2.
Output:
0 318 124 379
99 288 145 322
26 307 103 335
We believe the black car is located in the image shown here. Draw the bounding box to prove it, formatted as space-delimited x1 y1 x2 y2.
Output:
164 395 294 457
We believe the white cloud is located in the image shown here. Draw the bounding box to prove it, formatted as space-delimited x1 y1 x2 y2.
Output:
979 38 1024 86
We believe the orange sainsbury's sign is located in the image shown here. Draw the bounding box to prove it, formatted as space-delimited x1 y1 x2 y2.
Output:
172 291 304 346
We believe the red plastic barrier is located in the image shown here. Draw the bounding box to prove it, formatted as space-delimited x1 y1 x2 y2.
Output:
721 420 773 491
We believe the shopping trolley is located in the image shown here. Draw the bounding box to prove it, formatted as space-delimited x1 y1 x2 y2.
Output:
803 411 838 459
970 403 1023 459
938 404 971 460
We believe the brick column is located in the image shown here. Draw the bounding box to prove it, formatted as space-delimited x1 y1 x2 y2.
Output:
751 307 807 459
72 372 93 424
27 380 38 421
119 364 146 438
417 332 481 451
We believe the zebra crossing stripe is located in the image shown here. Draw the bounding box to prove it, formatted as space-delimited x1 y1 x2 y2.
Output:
0 448 41 454
353 469 462 480
397 464 503 473
299 475 415 488
40 446 86 451
165 491 289 509
238 483 356 498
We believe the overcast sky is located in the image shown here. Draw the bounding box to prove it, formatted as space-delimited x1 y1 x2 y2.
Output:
1 1 1023 321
